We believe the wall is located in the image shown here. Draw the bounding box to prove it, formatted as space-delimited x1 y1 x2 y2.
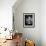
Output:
41 0 46 46
13 0 41 46
0 0 16 30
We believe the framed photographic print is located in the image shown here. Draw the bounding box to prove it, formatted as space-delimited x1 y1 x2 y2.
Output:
23 13 35 28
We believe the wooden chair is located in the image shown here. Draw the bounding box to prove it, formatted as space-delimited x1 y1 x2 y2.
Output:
25 40 35 46
15 33 23 46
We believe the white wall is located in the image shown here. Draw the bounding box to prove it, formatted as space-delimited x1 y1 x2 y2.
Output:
13 0 41 46
0 0 16 30
41 0 46 46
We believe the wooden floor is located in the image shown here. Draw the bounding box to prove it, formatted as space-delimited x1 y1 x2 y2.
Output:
0 39 16 46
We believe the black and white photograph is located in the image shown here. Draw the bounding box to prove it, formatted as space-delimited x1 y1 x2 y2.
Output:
23 13 35 28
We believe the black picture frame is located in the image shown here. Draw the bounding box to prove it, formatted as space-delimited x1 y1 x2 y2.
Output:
23 13 35 28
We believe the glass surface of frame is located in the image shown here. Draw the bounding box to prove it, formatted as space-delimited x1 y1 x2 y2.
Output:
23 13 35 28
